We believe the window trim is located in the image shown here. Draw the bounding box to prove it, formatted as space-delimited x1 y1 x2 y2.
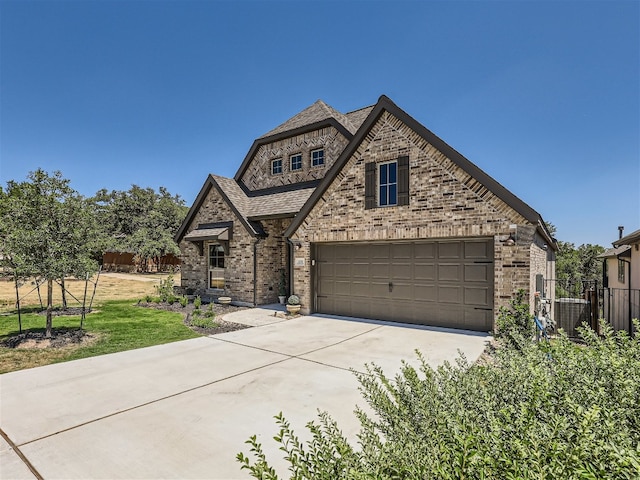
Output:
208 243 226 290
271 158 283 175
365 156 409 210
311 148 325 167
378 161 398 207
290 153 303 171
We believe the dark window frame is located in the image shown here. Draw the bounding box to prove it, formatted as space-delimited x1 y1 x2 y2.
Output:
365 156 409 209
378 161 398 207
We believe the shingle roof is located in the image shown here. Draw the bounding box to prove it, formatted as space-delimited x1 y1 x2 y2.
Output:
345 105 375 131
260 100 360 138
614 228 640 247
598 245 632 258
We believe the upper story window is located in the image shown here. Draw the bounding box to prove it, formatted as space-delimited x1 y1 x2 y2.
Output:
271 158 283 175
290 153 302 171
618 259 626 283
378 162 398 206
365 156 409 210
311 148 325 167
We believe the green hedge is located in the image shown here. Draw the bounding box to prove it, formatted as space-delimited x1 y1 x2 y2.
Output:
238 323 640 479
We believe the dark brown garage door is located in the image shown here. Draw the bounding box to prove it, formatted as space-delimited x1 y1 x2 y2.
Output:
315 239 494 331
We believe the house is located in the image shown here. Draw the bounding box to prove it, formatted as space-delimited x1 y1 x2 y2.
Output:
600 227 640 331
175 95 556 332
601 227 640 290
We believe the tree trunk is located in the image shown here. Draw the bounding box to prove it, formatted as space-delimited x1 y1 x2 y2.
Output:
46 278 53 338
61 277 67 310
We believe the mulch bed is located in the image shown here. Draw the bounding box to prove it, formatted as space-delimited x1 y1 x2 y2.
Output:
1 328 96 349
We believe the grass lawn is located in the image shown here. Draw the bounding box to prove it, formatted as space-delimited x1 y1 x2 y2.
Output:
0 298 200 374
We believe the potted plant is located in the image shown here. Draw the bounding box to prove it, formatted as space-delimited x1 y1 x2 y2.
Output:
278 269 287 304
286 294 301 314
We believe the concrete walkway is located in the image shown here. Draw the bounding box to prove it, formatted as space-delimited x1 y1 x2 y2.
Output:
0 308 490 479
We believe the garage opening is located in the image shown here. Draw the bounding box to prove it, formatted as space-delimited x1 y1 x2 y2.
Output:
314 239 494 331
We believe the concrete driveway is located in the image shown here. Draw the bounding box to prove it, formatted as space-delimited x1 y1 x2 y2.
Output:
0 307 490 479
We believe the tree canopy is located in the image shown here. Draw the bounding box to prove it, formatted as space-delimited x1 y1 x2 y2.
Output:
91 185 188 270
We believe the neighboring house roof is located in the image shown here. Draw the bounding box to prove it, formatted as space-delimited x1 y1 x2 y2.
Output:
599 245 632 259
614 228 640 247
283 95 557 249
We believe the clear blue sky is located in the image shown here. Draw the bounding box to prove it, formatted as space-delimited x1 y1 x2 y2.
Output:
1 0 638 248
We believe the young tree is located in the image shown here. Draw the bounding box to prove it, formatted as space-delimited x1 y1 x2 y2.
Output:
0 170 99 337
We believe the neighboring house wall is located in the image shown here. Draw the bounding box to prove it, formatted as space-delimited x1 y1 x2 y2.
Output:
630 246 640 289
289 111 544 317
605 257 628 290
239 127 349 191
179 187 255 303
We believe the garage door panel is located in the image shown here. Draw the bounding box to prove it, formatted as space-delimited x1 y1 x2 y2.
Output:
439 242 462 259
414 263 436 280
370 244 390 259
439 264 461 282
352 263 369 278
464 286 490 307
315 239 493 332
392 243 412 259
391 282 413 301
414 283 437 302
464 264 491 282
414 243 436 259
334 263 351 278
391 263 412 279
439 285 463 304
370 262 388 278
465 241 491 259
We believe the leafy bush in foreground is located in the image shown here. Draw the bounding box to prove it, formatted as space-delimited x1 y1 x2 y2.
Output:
238 322 640 479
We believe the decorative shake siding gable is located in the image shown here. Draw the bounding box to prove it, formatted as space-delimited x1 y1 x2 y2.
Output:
239 126 349 191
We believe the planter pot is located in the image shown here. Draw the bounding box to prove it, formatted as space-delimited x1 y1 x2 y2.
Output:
278 296 286 304
218 296 232 305
286 304 301 314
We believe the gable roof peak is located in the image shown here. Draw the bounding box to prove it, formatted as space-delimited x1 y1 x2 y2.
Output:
259 99 359 139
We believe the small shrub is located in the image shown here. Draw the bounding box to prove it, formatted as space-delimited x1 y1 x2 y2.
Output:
238 322 640 479
495 289 533 348
152 296 161 303
287 294 300 305
155 273 175 302
144 294 153 303
194 295 202 309
178 296 188 308
190 314 218 329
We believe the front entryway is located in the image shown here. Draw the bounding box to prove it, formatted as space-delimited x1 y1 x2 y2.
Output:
315 239 494 331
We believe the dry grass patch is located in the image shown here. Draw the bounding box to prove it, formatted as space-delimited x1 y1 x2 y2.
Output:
0 272 181 312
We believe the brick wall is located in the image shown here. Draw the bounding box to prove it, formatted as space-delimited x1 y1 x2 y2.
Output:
178 186 256 303
290 111 549 320
240 126 349 191
255 218 291 304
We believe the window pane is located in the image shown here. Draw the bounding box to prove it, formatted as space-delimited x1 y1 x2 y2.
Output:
389 184 397 205
389 162 397 183
380 185 388 206
380 164 387 184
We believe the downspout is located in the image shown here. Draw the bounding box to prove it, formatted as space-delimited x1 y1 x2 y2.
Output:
253 238 262 307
